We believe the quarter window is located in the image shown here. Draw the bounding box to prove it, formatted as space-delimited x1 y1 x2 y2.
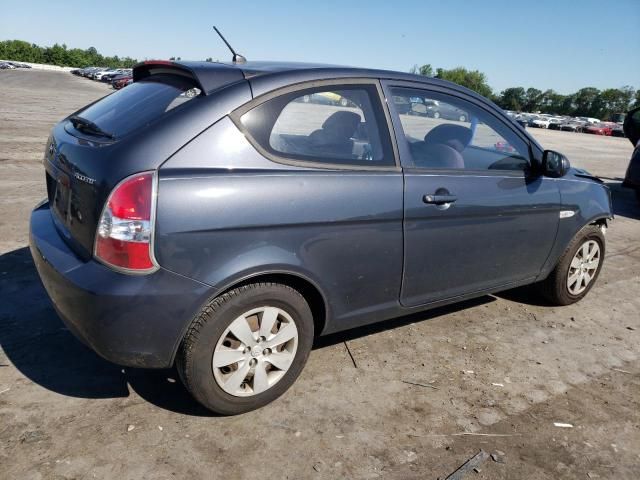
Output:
391 88 530 172
239 85 395 167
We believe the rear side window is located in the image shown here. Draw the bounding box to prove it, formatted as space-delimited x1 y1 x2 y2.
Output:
74 75 202 139
237 84 395 168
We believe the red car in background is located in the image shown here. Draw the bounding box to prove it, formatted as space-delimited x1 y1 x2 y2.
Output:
583 123 614 136
112 76 132 90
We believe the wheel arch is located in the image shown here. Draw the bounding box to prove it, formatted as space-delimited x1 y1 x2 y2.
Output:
537 212 610 282
169 269 329 366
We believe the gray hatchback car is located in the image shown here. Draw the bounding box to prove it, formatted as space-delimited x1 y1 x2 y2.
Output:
30 60 613 414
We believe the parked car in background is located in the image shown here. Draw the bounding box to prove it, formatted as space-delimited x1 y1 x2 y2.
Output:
561 122 585 133
3 61 32 68
531 117 552 128
514 117 528 129
610 113 625 124
300 91 354 107
622 106 640 204
611 126 625 137
0 62 16 69
582 117 601 125
103 69 131 82
94 69 118 81
30 59 613 415
409 98 469 122
112 75 133 89
584 123 613 136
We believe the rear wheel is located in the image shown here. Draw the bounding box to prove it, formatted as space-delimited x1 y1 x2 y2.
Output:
538 225 605 305
177 283 314 415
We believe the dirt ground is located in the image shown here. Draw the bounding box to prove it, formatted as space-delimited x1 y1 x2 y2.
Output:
0 70 639 480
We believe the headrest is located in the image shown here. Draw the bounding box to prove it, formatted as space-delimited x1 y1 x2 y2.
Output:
321 111 361 138
424 124 472 153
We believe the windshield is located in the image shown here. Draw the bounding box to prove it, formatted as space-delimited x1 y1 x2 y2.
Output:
74 74 202 139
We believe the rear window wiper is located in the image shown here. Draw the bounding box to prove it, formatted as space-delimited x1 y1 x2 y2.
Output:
69 115 115 140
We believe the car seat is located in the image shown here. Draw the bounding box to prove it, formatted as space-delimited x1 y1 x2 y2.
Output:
411 124 472 168
308 111 361 157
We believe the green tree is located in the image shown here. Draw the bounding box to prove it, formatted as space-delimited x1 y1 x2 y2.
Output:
523 88 543 112
573 87 600 116
434 67 493 97
498 87 526 111
410 63 434 77
539 89 566 114
0 39 142 68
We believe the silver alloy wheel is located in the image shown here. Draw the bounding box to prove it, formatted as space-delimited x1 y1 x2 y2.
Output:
212 306 298 397
567 240 600 295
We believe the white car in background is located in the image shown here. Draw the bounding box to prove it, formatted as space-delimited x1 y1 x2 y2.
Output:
94 69 118 81
532 117 552 128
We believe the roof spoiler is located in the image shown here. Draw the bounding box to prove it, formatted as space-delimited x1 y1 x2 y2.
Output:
132 60 244 95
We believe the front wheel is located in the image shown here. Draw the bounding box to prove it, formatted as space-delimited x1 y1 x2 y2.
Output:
177 283 314 415
538 225 605 305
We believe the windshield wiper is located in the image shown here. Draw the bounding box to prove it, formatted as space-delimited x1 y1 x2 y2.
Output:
69 115 115 140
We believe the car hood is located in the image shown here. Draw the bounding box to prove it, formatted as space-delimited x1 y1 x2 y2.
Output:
569 167 603 183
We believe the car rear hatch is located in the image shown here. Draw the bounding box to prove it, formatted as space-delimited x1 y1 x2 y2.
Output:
44 61 246 260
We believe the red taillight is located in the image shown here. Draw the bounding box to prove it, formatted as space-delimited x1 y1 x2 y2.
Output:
94 172 157 273
109 174 152 220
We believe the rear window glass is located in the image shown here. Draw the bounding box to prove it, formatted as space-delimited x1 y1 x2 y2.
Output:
74 75 201 138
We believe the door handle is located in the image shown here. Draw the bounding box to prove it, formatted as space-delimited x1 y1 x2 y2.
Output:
423 193 458 205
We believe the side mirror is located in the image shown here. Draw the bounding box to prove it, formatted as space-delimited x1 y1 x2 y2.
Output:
542 150 570 178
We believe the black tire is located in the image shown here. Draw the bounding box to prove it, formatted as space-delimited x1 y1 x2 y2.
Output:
177 283 314 415
538 224 605 305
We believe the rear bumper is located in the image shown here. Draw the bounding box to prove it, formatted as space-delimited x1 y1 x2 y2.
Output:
29 202 213 368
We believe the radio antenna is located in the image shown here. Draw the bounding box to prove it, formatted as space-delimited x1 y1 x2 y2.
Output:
212 26 247 64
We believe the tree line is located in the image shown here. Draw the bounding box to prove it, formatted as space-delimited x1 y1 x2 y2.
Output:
1 40 636 120
0 39 138 69
411 64 639 121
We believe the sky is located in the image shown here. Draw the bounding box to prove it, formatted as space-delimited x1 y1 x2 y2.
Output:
1 0 638 94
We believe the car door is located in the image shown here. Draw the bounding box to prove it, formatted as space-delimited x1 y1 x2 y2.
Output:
383 81 561 307
159 79 405 332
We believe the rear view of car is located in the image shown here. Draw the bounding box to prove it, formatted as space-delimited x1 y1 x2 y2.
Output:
31 61 246 366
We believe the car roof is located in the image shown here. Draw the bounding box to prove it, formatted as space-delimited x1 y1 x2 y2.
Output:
131 59 544 156
135 59 483 100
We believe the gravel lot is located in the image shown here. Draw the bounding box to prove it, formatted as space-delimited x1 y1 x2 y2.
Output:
1 69 639 479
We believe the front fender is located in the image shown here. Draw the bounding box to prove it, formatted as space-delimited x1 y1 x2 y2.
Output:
538 178 612 279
